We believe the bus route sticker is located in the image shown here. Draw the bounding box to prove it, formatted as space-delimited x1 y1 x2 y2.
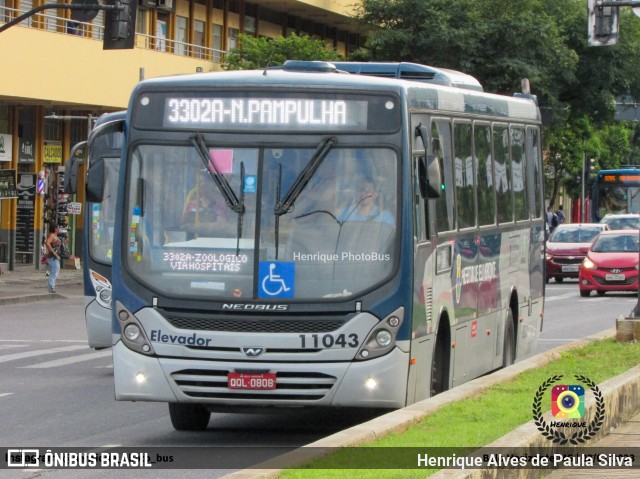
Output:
258 261 294 298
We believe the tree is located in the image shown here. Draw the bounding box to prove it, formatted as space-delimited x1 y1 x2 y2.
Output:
222 33 342 71
355 0 640 204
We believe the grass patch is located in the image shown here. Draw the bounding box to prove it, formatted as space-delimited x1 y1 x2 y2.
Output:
278 338 640 479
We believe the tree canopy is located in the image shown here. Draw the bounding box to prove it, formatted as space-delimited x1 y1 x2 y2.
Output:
354 0 640 203
222 33 342 71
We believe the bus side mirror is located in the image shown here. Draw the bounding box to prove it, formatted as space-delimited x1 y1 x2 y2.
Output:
63 140 87 194
86 158 105 203
64 157 79 194
418 155 442 199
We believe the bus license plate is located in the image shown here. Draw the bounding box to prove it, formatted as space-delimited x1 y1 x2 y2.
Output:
605 273 625 281
228 372 276 390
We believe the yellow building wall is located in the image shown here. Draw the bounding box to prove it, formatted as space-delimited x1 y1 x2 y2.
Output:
299 0 357 16
1 26 217 110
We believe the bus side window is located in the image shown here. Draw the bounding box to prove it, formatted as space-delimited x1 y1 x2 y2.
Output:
432 119 455 234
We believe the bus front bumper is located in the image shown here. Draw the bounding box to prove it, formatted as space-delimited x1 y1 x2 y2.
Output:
113 341 409 408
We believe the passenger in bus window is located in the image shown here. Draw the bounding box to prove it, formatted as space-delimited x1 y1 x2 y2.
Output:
337 176 394 225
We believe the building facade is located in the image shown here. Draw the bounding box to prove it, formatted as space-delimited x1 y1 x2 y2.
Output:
0 0 364 271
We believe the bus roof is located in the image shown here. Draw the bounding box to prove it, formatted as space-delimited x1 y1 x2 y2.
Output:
330 61 484 92
132 67 540 122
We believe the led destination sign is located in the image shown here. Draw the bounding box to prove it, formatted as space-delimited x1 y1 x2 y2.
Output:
164 98 366 130
603 174 640 183
133 92 400 133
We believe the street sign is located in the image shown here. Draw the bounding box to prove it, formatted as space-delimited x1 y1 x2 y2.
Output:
67 202 82 215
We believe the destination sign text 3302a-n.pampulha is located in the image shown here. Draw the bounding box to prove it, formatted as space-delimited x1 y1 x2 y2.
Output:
133 92 400 132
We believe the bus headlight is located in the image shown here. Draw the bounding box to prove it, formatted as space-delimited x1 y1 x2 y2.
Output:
375 330 392 347
115 301 155 356
90 270 112 309
355 307 404 361
124 324 142 342
99 288 112 304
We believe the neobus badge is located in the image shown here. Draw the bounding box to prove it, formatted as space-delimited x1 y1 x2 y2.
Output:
222 304 289 311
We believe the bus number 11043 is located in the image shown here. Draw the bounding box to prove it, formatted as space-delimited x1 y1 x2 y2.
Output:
299 333 359 349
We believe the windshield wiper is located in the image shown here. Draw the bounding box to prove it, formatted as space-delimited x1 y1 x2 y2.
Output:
274 136 336 216
273 136 336 259
191 132 244 214
190 132 245 255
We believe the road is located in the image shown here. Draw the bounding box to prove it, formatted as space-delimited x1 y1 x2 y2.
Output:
0 282 634 478
538 279 636 353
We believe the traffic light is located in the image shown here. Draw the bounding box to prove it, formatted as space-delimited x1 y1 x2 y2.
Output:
587 0 619 46
586 158 596 184
103 0 136 50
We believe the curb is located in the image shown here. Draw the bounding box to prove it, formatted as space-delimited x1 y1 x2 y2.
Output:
220 328 622 479
0 284 83 306
0 293 67 306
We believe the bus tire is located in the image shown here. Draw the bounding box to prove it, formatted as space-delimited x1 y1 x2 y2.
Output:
502 310 516 368
431 329 449 397
168 403 211 431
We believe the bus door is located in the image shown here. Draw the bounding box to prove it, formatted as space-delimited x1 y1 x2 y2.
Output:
408 114 442 403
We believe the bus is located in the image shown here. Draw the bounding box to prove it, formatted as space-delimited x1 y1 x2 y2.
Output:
66 111 126 349
592 166 640 222
86 61 545 431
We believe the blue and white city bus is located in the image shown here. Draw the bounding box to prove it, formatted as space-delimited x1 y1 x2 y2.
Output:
591 166 640 222
87 61 545 430
67 111 125 349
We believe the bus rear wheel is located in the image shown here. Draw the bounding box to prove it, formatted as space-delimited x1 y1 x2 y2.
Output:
503 310 516 368
431 333 449 397
168 403 211 431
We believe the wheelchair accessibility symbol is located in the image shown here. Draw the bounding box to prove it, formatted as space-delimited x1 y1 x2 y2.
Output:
259 261 294 298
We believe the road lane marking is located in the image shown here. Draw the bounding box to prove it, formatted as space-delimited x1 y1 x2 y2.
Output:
544 293 577 302
0 345 29 350
539 338 580 342
0 393 13 398
21 350 112 369
0 345 87 363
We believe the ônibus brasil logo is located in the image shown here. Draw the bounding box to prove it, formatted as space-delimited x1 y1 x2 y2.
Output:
532 375 605 444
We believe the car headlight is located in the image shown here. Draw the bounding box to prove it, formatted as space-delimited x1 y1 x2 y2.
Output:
582 258 596 269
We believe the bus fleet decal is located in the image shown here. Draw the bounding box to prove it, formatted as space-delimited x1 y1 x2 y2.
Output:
149 330 212 347
454 253 498 304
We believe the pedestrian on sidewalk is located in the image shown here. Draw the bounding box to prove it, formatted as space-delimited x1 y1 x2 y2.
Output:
44 222 62 293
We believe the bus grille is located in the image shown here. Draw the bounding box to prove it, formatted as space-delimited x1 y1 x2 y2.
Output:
170 369 337 401
164 316 345 333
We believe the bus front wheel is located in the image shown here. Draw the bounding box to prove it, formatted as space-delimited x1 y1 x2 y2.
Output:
168 403 211 431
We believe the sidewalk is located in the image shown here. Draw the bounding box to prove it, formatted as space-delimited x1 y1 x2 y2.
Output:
0 263 84 305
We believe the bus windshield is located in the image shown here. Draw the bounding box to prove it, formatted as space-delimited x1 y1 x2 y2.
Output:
595 183 640 219
90 156 120 264
125 143 398 300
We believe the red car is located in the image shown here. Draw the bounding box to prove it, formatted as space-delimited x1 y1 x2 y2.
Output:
545 223 609 283
579 230 640 297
